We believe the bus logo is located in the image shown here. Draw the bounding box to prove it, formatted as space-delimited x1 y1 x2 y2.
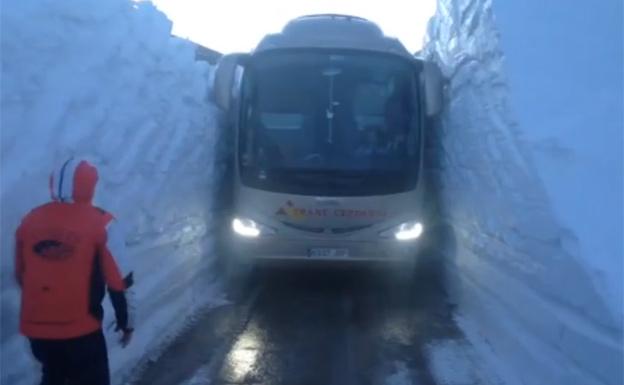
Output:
276 201 387 220
275 201 307 220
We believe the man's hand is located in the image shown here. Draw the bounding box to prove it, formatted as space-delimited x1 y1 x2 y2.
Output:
118 328 133 348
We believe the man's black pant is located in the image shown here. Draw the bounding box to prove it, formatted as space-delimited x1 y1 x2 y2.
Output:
29 329 110 385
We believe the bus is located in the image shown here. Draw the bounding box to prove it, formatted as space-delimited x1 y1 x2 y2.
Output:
213 14 443 279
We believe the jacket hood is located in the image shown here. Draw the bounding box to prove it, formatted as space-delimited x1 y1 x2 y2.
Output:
49 158 98 204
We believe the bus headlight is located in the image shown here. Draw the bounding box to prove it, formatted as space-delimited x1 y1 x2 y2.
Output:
232 217 274 238
380 221 423 241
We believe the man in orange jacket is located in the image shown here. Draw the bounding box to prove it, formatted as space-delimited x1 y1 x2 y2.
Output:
15 158 135 385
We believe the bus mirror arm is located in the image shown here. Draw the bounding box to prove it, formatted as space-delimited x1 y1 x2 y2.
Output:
213 53 250 111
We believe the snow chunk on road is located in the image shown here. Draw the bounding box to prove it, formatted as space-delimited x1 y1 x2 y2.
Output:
427 338 507 385
383 361 413 385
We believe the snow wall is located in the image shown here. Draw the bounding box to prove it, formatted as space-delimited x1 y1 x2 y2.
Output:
1 1 223 384
424 0 623 384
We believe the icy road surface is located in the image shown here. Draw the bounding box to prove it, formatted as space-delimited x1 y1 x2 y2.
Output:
132 263 503 385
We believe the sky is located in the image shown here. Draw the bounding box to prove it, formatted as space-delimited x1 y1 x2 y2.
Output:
149 0 437 54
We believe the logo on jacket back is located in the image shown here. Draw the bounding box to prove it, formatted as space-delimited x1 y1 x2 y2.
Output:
33 240 75 261
31 229 80 261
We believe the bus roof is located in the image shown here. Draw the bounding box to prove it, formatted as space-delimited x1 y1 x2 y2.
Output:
254 14 414 60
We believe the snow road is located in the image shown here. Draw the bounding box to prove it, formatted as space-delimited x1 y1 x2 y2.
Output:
132 260 505 385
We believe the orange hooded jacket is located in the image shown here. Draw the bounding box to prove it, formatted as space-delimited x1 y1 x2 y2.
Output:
15 159 134 339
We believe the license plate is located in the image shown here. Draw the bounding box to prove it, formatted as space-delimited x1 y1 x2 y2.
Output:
309 248 349 258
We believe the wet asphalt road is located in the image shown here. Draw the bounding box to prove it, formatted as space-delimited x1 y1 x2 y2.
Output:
132 260 473 385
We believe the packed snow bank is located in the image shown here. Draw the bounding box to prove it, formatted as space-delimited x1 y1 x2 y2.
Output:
492 0 624 321
1 1 222 384
424 0 623 384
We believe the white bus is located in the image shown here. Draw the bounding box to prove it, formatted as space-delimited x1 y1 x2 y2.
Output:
213 14 443 278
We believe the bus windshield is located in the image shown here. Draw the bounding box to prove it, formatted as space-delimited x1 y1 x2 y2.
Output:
238 51 422 196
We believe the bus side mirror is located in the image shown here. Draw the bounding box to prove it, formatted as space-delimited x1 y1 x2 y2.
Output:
213 53 249 111
423 62 444 117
